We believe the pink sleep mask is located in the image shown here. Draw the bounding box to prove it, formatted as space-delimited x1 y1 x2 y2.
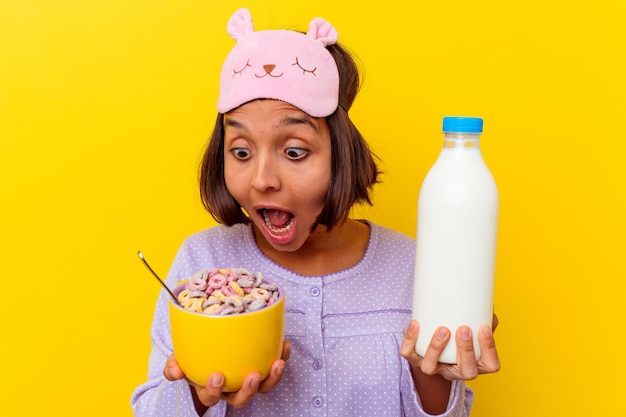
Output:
217 8 340 117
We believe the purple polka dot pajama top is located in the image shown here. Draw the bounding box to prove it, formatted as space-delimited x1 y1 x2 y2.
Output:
131 222 473 417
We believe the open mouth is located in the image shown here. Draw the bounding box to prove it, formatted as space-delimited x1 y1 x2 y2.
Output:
259 208 294 234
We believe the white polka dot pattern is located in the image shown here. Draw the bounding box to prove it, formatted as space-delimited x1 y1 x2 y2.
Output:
131 222 473 416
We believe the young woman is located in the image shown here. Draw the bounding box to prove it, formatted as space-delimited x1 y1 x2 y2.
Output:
131 8 500 417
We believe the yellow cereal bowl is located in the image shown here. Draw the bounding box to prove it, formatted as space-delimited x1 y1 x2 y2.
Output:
169 278 285 392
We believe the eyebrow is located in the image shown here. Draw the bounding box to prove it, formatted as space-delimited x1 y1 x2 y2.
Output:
224 118 247 131
278 116 319 132
223 115 319 132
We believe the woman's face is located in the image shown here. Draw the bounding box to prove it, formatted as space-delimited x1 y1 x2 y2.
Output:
223 99 332 252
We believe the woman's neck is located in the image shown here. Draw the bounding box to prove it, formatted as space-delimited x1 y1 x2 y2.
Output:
253 218 370 276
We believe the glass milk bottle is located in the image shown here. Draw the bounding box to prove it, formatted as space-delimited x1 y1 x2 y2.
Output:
412 116 499 364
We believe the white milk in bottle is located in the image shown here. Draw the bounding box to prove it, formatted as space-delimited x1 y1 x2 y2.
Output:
412 116 498 364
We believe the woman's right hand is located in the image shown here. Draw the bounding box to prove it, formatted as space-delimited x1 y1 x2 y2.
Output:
163 340 291 410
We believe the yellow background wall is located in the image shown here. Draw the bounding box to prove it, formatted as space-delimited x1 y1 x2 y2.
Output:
1 0 624 415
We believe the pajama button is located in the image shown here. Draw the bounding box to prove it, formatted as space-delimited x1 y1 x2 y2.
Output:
312 359 323 370
312 396 324 408
310 287 321 297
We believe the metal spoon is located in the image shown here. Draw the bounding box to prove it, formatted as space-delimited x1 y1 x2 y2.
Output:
137 251 179 304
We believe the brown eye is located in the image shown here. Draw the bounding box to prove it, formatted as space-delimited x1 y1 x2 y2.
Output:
285 147 307 160
292 57 316 75
231 148 251 159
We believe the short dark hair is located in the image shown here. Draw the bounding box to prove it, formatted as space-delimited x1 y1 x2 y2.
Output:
199 42 380 230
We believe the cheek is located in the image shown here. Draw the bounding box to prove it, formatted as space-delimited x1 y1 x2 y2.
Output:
301 171 331 206
223 163 244 198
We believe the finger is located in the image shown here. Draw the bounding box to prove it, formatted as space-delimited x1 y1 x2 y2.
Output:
477 325 501 373
257 359 287 394
194 373 225 408
455 326 478 380
399 320 420 360
492 312 499 332
421 327 451 375
163 355 185 381
281 340 292 361
256 341 291 395
223 372 261 409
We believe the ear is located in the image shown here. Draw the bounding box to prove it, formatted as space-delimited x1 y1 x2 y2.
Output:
226 8 254 41
306 17 338 46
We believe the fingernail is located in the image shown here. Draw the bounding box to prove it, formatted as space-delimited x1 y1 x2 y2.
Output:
211 374 223 387
482 326 492 338
436 327 448 341
276 363 285 377
250 377 260 389
461 327 472 341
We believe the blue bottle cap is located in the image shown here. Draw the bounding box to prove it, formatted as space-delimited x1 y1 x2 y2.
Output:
442 116 483 133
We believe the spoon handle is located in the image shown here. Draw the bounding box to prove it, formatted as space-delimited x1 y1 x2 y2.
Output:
137 251 179 304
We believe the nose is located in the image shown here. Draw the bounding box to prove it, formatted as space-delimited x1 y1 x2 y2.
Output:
251 155 280 192
263 64 276 74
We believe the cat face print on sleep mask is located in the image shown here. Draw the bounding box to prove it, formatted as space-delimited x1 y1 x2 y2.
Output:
217 8 340 117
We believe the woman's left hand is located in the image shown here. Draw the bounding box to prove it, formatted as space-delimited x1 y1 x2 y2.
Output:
399 315 501 381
